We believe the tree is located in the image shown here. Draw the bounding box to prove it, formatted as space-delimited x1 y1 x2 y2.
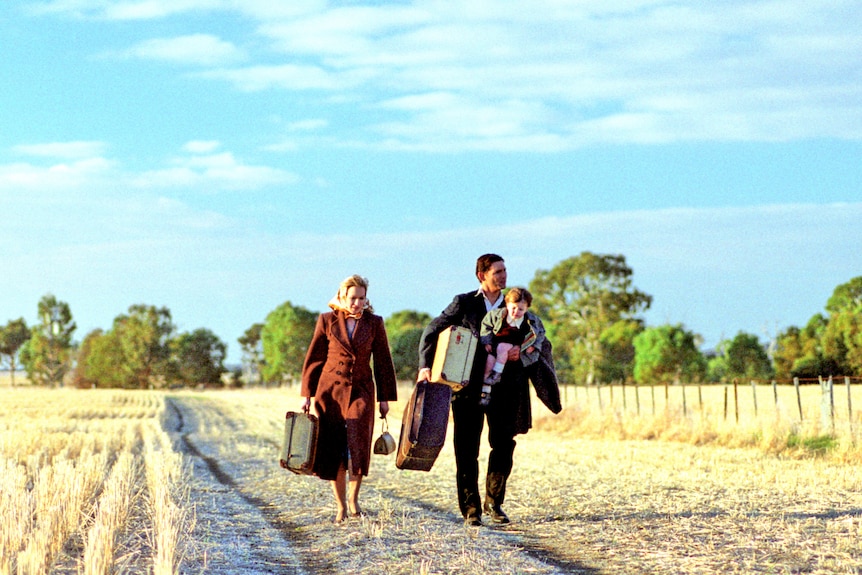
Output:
633 324 706 384
530 252 652 385
599 319 644 383
823 276 862 375
261 301 318 385
20 294 76 387
112 305 175 389
238 323 264 386
385 310 431 380
172 328 227 386
72 329 128 388
724 332 773 381
0 318 30 386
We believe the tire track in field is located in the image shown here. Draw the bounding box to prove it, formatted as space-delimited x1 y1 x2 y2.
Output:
164 397 320 575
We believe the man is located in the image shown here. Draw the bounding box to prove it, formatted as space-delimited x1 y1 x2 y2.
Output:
417 253 530 527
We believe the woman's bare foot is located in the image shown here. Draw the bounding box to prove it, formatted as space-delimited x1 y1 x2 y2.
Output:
335 506 347 523
348 502 362 517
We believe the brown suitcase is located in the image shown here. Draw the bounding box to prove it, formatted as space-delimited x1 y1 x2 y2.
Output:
430 326 477 392
396 380 452 471
279 410 318 475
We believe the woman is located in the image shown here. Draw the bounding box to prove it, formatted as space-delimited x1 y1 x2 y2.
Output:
300 274 398 523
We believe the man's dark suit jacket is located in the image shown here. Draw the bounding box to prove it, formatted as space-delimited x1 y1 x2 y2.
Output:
418 290 561 434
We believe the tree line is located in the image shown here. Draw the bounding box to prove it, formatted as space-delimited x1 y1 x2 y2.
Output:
2 253 861 388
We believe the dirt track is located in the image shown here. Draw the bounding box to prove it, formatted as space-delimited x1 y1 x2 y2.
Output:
165 391 862 575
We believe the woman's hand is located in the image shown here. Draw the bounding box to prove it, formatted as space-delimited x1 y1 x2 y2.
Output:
379 401 390 418
417 367 431 382
507 346 521 362
302 396 312 413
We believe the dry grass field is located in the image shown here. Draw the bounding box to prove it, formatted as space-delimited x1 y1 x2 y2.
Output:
2 380 862 574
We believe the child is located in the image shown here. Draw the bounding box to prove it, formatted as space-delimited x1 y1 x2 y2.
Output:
478 287 546 407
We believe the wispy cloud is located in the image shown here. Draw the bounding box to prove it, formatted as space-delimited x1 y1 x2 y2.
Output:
27 1 862 149
122 34 246 66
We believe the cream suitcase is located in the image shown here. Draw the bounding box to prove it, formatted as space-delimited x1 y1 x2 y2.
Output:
430 326 477 392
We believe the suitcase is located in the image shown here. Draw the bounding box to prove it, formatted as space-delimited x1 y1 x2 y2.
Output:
430 326 477 392
396 380 452 471
279 410 318 475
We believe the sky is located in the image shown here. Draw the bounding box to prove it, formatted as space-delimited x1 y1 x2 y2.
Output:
2 0 861 367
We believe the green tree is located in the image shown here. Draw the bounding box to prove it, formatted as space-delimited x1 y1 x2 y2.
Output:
261 301 318 385
385 310 431 381
530 252 652 385
385 310 432 340
633 324 706 384
599 319 644 383
724 332 773 381
172 328 227 386
112 305 175 389
823 276 862 375
0 318 30 386
20 294 76 387
238 323 264 386
73 329 128 388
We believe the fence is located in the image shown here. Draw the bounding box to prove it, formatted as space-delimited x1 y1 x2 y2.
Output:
559 376 862 439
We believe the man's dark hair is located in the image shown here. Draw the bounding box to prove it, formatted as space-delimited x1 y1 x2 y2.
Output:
476 253 504 275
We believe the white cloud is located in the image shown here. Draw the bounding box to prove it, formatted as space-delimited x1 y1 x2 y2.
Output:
183 140 221 154
13 141 107 159
124 34 245 66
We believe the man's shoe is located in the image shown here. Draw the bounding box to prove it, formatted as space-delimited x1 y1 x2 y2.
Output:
464 515 483 527
483 503 510 524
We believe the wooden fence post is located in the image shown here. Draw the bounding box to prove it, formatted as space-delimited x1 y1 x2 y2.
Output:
794 377 803 421
846 377 854 442
681 379 687 417
819 376 834 434
651 384 656 415
635 383 641 415
733 378 739 423
750 380 758 418
772 380 778 417
723 384 728 421
621 380 627 411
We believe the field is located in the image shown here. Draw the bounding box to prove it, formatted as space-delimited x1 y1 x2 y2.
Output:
2 381 862 574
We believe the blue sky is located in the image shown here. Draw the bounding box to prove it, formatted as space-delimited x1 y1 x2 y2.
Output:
2 1 861 366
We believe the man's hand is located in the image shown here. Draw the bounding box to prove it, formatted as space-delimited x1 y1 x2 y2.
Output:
507 346 520 362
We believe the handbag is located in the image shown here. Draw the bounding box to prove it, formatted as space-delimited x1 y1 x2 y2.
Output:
373 416 396 455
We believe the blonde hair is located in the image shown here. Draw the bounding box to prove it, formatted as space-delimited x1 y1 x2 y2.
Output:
338 274 374 313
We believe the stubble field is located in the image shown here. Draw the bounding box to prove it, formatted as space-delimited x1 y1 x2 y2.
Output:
2 380 862 574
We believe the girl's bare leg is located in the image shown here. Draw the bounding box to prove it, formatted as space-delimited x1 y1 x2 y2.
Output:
348 474 364 516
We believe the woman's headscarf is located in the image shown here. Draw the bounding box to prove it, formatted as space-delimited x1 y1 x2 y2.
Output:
327 274 374 318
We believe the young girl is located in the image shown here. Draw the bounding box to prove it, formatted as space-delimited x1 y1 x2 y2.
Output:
479 287 546 407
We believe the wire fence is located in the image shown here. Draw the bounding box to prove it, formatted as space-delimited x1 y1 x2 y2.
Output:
559 376 862 439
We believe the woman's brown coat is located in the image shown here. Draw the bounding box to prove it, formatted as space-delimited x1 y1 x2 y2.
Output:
300 310 398 480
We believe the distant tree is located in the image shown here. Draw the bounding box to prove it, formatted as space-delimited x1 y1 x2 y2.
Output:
0 318 30 386
238 323 264 386
172 328 227 386
530 252 652 384
261 301 318 385
385 310 432 340
20 294 76 387
385 310 432 381
599 319 644 383
823 276 862 375
633 324 706 384
112 305 175 389
73 329 127 388
724 332 773 381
